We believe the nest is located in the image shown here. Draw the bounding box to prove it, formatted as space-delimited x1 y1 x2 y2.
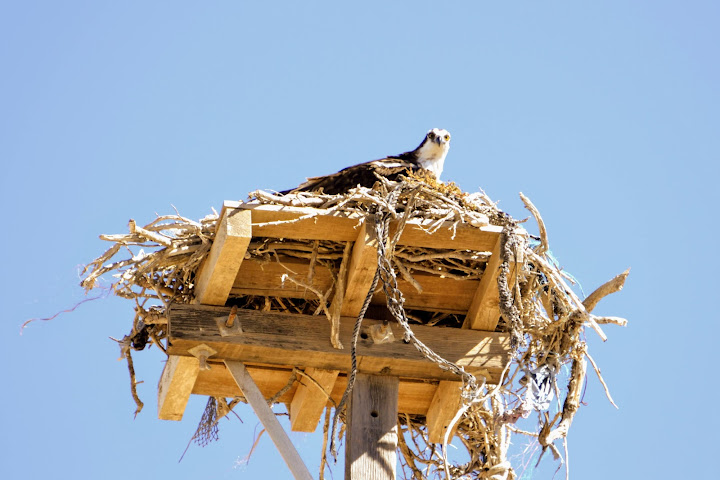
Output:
81 173 628 479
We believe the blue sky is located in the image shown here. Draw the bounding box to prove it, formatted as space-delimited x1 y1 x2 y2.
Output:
2 2 718 479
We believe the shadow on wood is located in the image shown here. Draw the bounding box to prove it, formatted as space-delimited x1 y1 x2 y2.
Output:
345 374 399 480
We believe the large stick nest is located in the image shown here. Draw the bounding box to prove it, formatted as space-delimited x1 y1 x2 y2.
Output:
81 173 628 479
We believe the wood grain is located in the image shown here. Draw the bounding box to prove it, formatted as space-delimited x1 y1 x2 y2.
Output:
426 380 463 443
157 355 199 421
224 360 313 480
193 209 252 305
290 367 339 432
463 237 503 331
223 201 503 251
345 374 399 480
231 257 480 314
167 303 510 383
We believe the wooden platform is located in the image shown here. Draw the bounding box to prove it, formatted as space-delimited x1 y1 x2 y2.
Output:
158 200 519 444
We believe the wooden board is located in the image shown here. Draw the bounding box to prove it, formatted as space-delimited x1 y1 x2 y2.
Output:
191 363 438 415
167 303 510 383
333 220 378 317
158 355 199 421
290 367 339 432
194 209 252 306
463 237 503 331
224 360 313 480
231 257 480 314
223 201 503 251
345 374 399 480
426 380 463 443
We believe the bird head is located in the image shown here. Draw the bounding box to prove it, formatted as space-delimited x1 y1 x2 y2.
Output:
426 128 451 147
415 128 451 179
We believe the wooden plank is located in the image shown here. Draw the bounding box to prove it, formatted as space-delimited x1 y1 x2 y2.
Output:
157 355 199 421
426 380 463 443
231 256 334 300
168 303 510 383
370 275 478 314
334 220 378 317
191 364 438 415
463 237 503 331
392 221 500 252
236 202 362 241
224 201 503 251
345 374 399 480
224 360 313 480
290 367 339 432
231 257 479 314
194 209 252 305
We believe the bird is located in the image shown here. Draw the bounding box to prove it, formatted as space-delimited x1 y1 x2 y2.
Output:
280 128 451 195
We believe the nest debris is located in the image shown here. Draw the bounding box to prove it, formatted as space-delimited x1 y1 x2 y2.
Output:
81 173 628 479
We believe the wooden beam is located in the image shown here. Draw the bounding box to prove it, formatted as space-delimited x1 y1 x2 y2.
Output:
290 367 339 432
191 364 439 415
224 360 313 480
345 374 399 480
333 220 378 317
224 201 502 251
426 380 463 443
167 303 511 383
157 355 199 421
193 209 252 306
463 237 503 331
231 257 480 314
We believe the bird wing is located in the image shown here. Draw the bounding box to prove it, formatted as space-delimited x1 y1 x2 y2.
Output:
281 158 417 195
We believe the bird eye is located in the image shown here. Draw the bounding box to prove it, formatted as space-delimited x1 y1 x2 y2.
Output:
444 135 450 141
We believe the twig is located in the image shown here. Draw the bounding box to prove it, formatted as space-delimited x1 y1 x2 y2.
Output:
128 219 173 247
584 349 618 408
583 268 630 313
125 349 144 417
519 192 549 254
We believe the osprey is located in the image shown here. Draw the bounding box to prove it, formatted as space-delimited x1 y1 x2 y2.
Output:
280 128 451 195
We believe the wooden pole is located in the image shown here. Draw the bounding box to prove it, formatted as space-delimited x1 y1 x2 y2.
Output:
345 374 399 480
224 360 313 480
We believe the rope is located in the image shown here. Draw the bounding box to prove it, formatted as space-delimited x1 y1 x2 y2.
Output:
329 181 487 459
329 208 382 458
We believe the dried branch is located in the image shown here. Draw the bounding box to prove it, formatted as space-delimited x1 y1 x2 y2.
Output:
520 192 548 254
80 175 627 480
583 268 630 313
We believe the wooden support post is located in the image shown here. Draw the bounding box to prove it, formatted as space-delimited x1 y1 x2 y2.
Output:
194 209 252 306
224 360 313 480
426 380 463 443
290 367 339 432
158 355 199 421
345 374 399 480
464 237 503 331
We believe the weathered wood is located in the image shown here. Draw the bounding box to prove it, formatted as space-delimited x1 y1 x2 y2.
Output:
167 303 510 383
290 367 339 432
231 257 480 314
334 220 378 317
191 364 438 415
224 360 313 480
157 355 199 421
426 380 463 443
463 237 503 331
194 209 252 305
224 201 502 251
345 374 399 480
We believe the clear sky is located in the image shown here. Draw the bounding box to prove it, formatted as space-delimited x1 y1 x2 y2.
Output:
2 2 718 479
